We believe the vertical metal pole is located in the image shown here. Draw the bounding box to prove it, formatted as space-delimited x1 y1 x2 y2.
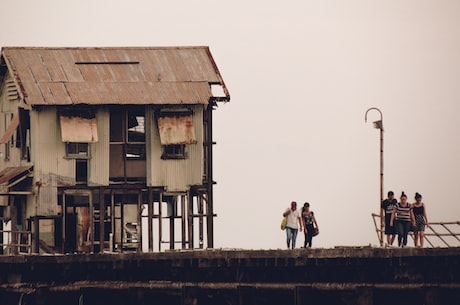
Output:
206 103 214 248
137 191 142 253
159 192 163 252
110 190 115 252
169 196 175 250
120 195 124 252
89 192 94 253
188 192 194 249
365 107 384 247
148 188 153 252
99 188 105 253
199 196 204 249
0 219 3 255
62 194 66 253
379 127 384 247
181 195 186 249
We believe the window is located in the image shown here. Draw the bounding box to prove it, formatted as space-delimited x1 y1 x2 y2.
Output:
1 109 30 161
76 159 88 183
65 142 89 183
157 109 195 160
66 143 90 159
109 107 147 181
127 111 145 143
162 144 187 159
17 108 30 161
1 113 15 161
126 144 146 160
110 108 146 160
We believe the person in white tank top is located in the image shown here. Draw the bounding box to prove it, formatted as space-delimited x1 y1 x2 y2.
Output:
283 201 302 249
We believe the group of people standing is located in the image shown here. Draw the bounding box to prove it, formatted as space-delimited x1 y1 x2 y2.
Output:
382 191 429 248
282 191 428 249
283 201 319 249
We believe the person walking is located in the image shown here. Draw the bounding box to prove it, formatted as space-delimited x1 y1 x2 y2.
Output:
283 201 302 249
301 202 319 248
381 191 397 246
390 191 416 247
412 192 428 248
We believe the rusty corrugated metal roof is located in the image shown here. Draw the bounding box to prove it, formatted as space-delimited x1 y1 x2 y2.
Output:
0 165 33 184
1 47 230 106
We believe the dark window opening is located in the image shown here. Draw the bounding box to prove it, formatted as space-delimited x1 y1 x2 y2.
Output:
18 109 30 161
3 113 13 161
110 111 124 142
127 110 145 143
76 159 88 183
162 144 187 159
66 143 89 159
109 107 146 181
110 108 145 149
4 143 9 161
9 109 30 161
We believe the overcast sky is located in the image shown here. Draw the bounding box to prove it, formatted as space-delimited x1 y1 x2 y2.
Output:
1 0 460 249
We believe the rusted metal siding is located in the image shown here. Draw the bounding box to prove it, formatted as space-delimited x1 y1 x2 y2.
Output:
30 108 74 217
147 105 203 191
157 114 197 145
1 47 229 106
59 115 98 143
88 108 109 186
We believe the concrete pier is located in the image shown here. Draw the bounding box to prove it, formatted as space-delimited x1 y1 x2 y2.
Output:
0 247 458 305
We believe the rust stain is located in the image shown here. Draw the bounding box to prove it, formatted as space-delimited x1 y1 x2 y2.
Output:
60 115 98 143
158 114 197 145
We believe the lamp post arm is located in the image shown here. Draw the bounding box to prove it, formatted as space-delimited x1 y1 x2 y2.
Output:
365 107 383 130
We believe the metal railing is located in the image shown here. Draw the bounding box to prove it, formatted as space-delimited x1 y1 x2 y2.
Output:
372 213 460 247
0 230 32 254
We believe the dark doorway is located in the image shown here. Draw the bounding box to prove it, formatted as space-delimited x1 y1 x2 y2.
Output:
62 191 93 253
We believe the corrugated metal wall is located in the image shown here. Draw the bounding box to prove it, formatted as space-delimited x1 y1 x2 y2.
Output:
88 107 109 186
0 73 23 168
30 107 74 217
147 105 204 191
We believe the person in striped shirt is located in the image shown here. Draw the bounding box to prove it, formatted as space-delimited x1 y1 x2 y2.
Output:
390 191 416 247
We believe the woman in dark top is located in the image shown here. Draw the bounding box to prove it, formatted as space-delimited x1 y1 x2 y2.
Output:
390 192 416 247
412 192 428 248
301 202 319 248
381 191 397 246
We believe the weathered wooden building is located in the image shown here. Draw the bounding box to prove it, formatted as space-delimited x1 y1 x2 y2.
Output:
0 46 229 254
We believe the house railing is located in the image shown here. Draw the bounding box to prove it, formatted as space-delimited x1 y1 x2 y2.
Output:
372 213 460 247
0 230 32 254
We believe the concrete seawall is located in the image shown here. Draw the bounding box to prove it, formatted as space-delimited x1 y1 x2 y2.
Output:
0 247 458 305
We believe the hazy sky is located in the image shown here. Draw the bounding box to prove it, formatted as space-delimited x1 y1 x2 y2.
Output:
1 0 460 249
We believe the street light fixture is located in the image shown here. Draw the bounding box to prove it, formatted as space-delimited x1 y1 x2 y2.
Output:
365 107 384 247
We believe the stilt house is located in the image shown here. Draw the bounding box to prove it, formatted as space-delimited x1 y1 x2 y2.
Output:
0 46 230 254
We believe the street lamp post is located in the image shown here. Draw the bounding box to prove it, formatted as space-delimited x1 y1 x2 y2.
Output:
365 107 384 247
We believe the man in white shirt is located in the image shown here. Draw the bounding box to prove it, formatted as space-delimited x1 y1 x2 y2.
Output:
283 201 303 249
